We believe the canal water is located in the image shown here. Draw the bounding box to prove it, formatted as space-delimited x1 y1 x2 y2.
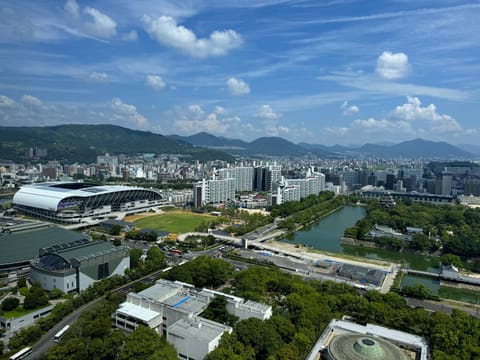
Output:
288 206 366 253
285 205 479 303
286 205 440 272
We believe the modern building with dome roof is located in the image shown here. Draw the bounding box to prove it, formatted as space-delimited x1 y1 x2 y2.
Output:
307 319 429 360
327 334 409 360
13 181 166 223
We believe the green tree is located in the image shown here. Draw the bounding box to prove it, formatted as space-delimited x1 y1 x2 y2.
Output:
1 297 19 311
441 254 462 268
48 288 64 300
23 292 40 309
402 284 432 299
201 296 239 327
119 326 177 360
130 248 144 269
111 224 121 235
17 277 27 288
145 247 165 271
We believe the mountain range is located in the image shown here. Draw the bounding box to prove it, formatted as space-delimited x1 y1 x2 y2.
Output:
0 125 475 163
175 132 475 159
0 125 234 163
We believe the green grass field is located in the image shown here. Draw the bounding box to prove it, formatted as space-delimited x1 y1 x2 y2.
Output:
134 212 213 233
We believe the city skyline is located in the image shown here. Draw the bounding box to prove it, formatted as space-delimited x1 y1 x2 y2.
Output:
0 0 479 145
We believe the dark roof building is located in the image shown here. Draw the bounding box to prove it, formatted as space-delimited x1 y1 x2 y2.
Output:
31 239 130 293
0 222 90 281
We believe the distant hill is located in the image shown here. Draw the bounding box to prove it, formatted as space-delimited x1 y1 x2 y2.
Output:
176 132 314 157
0 125 234 163
356 139 474 159
178 132 249 150
301 138 474 159
175 132 473 159
457 144 480 156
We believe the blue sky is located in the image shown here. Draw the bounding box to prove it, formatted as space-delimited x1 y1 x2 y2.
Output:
0 0 479 145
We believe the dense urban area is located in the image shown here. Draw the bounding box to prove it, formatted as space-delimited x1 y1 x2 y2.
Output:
0 138 480 360
2 0 480 358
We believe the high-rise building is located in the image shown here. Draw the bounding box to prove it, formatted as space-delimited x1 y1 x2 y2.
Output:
464 178 480 196
385 174 396 190
193 177 235 207
441 173 452 196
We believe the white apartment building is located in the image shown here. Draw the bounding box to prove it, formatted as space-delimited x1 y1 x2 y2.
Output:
193 177 235 207
219 167 254 192
274 169 326 205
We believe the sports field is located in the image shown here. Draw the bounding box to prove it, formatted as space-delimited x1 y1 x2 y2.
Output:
133 211 213 233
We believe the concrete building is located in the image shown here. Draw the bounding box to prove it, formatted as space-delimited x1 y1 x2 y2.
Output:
219 167 254 192
113 279 272 359
0 221 90 282
0 304 55 332
273 169 325 205
193 177 235 207
30 239 130 293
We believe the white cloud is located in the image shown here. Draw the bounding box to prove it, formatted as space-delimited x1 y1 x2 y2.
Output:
254 104 281 120
87 71 108 83
214 106 226 115
21 94 43 107
375 51 409 79
324 96 463 143
326 126 349 136
187 104 205 118
392 96 462 132
64 0 80 19
0 95 15 107
63 0 117 40
170 105 241 135
341 100 359 116
319 71 469 102
142 15 242 57
122 30 138 41
227 77 250 96
145 75 166 91
83 7 117 39
111 98 148 128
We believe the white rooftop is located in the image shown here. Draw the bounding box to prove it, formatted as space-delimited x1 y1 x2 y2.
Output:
138 280 182 302
167 317 231 342
117 302 160 323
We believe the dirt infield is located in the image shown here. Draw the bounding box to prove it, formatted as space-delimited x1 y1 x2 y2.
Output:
124 212 160 222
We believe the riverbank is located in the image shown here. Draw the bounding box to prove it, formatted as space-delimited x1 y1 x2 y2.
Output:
266 240 394 270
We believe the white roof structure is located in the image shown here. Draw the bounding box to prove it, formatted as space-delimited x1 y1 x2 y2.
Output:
306 319 429 360
117 302 160 323
13 182 150 211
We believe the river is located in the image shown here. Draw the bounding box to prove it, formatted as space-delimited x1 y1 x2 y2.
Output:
285 205 439 272
284 205 480 303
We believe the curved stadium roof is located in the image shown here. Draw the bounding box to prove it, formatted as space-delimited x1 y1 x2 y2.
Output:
13 182 160 211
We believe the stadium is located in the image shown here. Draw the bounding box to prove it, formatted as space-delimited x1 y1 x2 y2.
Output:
13 182 166 223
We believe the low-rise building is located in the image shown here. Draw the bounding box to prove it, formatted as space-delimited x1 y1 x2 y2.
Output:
112 279 272 359
30 239 130 293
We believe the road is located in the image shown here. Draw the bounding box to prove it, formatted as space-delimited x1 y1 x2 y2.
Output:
405 297 480 319
26 296 106 359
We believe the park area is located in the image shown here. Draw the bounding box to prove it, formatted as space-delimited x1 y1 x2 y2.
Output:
129 211 213 234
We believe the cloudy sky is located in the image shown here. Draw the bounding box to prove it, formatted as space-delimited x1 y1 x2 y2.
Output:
1 0 479 145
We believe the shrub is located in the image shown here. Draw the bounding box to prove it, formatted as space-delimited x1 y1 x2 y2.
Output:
2 297 19 311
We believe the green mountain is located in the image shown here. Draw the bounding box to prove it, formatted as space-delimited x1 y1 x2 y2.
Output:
0 125 234 163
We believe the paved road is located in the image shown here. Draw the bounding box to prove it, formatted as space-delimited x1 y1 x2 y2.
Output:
26 295 106 359
406 297 480 319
